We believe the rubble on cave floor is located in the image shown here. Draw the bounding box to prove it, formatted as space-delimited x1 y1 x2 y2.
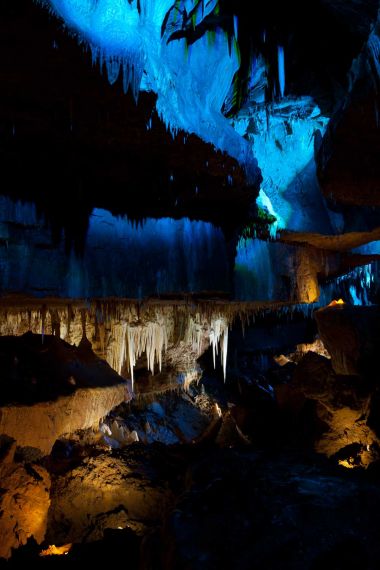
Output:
99 387 217 447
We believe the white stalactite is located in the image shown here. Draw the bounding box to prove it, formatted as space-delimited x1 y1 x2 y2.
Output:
187 313 229 380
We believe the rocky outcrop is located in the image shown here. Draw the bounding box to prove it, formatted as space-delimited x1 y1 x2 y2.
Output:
315 304 380 376
0 333 130 454
280 229 380 252
0 437 51 559
0 385 128 456
292 351 359 410
291 350 378 462
48 448 176 544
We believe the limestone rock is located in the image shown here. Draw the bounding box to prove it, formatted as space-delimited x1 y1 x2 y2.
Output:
315 305 380 376
0 437 51 560
0 385 128 456
293 351 361 411
0 333 130 454
291 350 377 462
48 449 175 544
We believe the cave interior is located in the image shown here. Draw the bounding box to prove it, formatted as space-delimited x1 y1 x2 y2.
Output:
1 0 380 567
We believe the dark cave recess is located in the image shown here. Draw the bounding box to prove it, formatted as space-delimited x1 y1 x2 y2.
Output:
0 0 259 240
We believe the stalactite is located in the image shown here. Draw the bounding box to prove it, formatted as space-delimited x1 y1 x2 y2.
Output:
108 322 127 377
186 313 229 380
41 305 47 344
99 322 106 355
125 318 170 389
50 310 60 337
80 309 87 341
221 325 228 381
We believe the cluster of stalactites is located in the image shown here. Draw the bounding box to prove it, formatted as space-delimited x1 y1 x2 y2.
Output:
109 318 171 391
45 0 220 97
111 309 230 389
0 307 78 341
91 46 144 102
47 0 147 98
319 262 376 307
185 313 229 380
0 301 236 390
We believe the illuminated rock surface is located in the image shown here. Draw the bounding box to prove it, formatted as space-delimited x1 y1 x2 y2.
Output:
0 437 51 559
47 448 176 544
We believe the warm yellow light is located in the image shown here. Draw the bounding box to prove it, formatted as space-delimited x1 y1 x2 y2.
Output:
39 544 72 557
338 458 355 469
328 299 345 307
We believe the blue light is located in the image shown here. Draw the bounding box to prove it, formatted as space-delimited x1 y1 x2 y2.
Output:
81 209 230 297
233 237 305 302
319 263 377 307
232 97 333 233
235 238 274 301
0 197 230 298
349 284 363 306
234 15 238 39
352 241 380 255
277 46 285 98
46 0 258 178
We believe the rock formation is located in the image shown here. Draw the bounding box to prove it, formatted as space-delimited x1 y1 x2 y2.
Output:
0 437 51 559
0 333 130 454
